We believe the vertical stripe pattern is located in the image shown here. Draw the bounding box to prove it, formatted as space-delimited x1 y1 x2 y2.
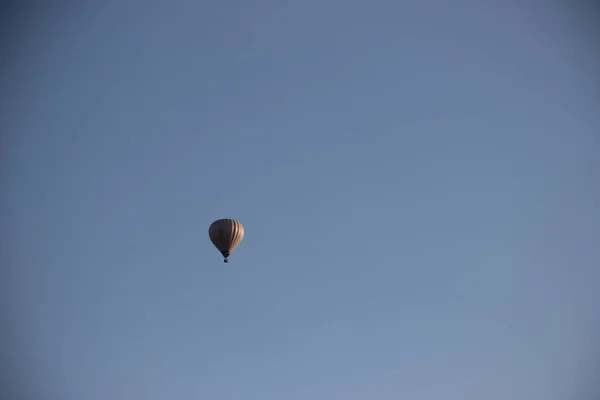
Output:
208 218 245 255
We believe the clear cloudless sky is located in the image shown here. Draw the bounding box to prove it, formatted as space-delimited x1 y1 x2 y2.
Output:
2 1 599 399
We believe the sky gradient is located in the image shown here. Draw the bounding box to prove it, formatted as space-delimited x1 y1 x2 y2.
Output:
2 1 599 399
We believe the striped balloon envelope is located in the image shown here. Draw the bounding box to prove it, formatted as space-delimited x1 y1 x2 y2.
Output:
208 218 245 263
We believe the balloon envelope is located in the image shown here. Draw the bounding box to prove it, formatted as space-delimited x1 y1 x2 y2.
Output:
208 219 244 262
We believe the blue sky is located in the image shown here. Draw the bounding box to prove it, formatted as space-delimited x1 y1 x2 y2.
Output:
2 1 598 399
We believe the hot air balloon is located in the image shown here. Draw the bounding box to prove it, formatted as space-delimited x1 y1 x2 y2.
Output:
208 218 244 263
